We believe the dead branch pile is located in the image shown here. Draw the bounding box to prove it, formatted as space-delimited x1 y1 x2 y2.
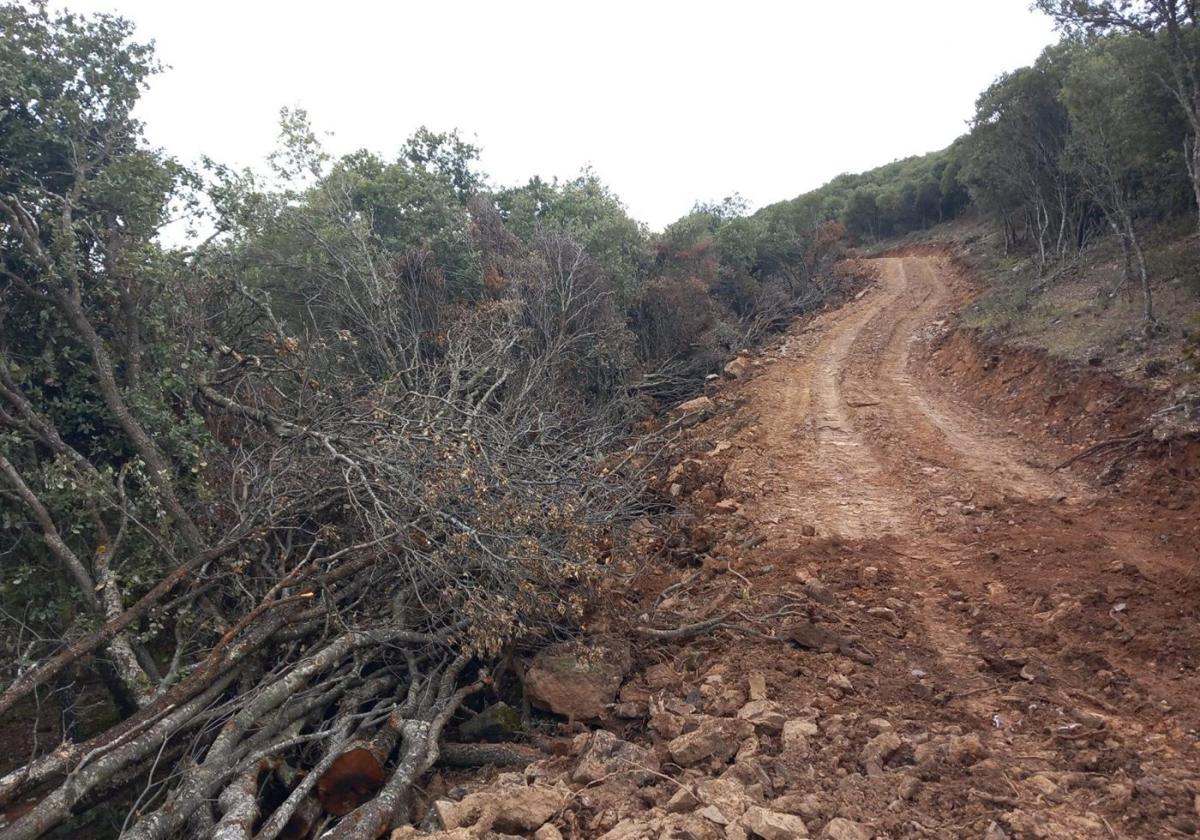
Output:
0 180 652 839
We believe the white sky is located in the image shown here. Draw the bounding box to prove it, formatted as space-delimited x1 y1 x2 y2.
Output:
62 0 1057 230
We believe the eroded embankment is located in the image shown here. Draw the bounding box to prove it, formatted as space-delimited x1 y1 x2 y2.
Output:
922 326 1199 500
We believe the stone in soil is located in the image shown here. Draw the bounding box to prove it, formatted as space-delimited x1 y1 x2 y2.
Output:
667 716 755 766
525 638 631 720
433 782 566 833
821 817 871 840
572 730 660 784
741 805 810 840
737 699 787 733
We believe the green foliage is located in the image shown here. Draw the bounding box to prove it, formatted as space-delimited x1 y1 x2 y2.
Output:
1060 35 1185 210
0 2 155 188
968 3 1198 274
747 149 969 245
400 126 484 199
495 170 650 302
958 24 1192 320
0 1 211 660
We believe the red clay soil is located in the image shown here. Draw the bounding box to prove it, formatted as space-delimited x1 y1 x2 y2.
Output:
599 250 1200 839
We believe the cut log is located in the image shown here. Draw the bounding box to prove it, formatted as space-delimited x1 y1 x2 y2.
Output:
316 747 386 817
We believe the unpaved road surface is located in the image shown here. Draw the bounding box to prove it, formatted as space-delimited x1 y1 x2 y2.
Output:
619 253 1200 839
741 256 1080 544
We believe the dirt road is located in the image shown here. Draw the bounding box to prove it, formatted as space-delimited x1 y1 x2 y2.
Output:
628 253 1200 838
734 256 1081 542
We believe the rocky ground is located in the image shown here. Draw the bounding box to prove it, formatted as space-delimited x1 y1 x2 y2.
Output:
400 252 1200 840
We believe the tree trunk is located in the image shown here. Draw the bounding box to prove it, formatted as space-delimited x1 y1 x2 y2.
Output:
1124 214 1153 322
1188 133 1200 238
1110 216 1134 299
1033 200 1049 276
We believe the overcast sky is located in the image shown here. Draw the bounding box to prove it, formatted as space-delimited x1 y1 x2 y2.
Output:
61 0 1057 230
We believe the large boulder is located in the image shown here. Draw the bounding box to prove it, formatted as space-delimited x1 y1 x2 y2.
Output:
526 639 631 721
667 716 754 766
571 730 661 785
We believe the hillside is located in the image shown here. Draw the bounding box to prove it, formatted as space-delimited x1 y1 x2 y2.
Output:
2 2 1200 840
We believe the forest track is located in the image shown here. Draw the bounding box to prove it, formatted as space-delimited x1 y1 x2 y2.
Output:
731 256 1083 543
634 253 1200 838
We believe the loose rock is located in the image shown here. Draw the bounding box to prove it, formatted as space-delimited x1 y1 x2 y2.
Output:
741 805 810 840
705 686 747 716
698 804 730 826
696 778 754 820
896 775 920 801
748 672 768 701
526 639 631 720
724 357 750 379
649 711 685 740
771 793 824 822
861 731 903 776
948 733 989 766
822 817 871 840
782 719 818 755
826 673 853 693
666 785 700 813
435 783 566 833
458 702 523 742
676 396 716 427
737 699 787 733
597 816 663 840
572 730 660 784
668 717 755 766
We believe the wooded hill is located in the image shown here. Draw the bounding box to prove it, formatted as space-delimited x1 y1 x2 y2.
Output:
1 1 1198 838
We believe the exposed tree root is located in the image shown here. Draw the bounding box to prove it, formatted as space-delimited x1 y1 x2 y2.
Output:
634 615 732 640
1055 430 1151 469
